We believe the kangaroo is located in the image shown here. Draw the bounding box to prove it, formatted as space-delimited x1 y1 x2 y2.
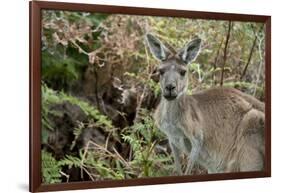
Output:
146 33 265 175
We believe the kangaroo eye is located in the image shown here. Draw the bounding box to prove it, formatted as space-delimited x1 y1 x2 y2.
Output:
180 69 186 76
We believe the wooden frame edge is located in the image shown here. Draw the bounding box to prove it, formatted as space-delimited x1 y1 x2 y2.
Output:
264 16 271 177
31 1 270 21
30 1 42 192
36 171 269 192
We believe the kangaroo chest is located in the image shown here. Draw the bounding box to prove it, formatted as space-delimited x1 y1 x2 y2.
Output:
158 105 191 153
159 109 217 171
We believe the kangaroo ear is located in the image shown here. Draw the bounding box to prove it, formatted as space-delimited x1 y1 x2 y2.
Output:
178 38 201 65
145 33 171 61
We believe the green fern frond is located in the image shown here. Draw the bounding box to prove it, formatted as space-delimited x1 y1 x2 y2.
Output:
42 150 62 184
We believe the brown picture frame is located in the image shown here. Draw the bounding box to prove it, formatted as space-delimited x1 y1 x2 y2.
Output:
29 1 271 192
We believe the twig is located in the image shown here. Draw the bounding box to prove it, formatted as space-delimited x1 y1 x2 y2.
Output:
88 140 131 169
81 166 96 181
59 170 70 183
93 67 101 111
80 140 90 179
220 21 232 86
112 147 131 168
240 27 259 80
128 146 133 162
213 38 224 85
70 39 89 56
79 140 91 180
253 31 265 96
105 132 111 150
81 140 90 163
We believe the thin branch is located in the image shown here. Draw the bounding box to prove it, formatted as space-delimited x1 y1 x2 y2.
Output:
88 140 131 169
220 21 232 86
81 166 96 181
70 39 89 56
240 25 264 80
93 67 101 111
213 38 224 85
240 32 258 80
253 32 265 96
112 147 131 168
59 170 70 183
105 132 112 150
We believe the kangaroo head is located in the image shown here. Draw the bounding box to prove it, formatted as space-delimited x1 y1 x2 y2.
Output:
146 33 202 101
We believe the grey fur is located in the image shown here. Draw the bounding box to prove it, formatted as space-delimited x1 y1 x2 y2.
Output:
146 34 265 175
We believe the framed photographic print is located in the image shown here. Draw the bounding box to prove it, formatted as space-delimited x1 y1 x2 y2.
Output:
29 1 271 192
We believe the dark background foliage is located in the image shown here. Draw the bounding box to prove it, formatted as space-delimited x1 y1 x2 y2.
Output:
41 10 265 184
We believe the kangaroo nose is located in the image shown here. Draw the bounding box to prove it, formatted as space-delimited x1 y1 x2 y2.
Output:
165 84 176 91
